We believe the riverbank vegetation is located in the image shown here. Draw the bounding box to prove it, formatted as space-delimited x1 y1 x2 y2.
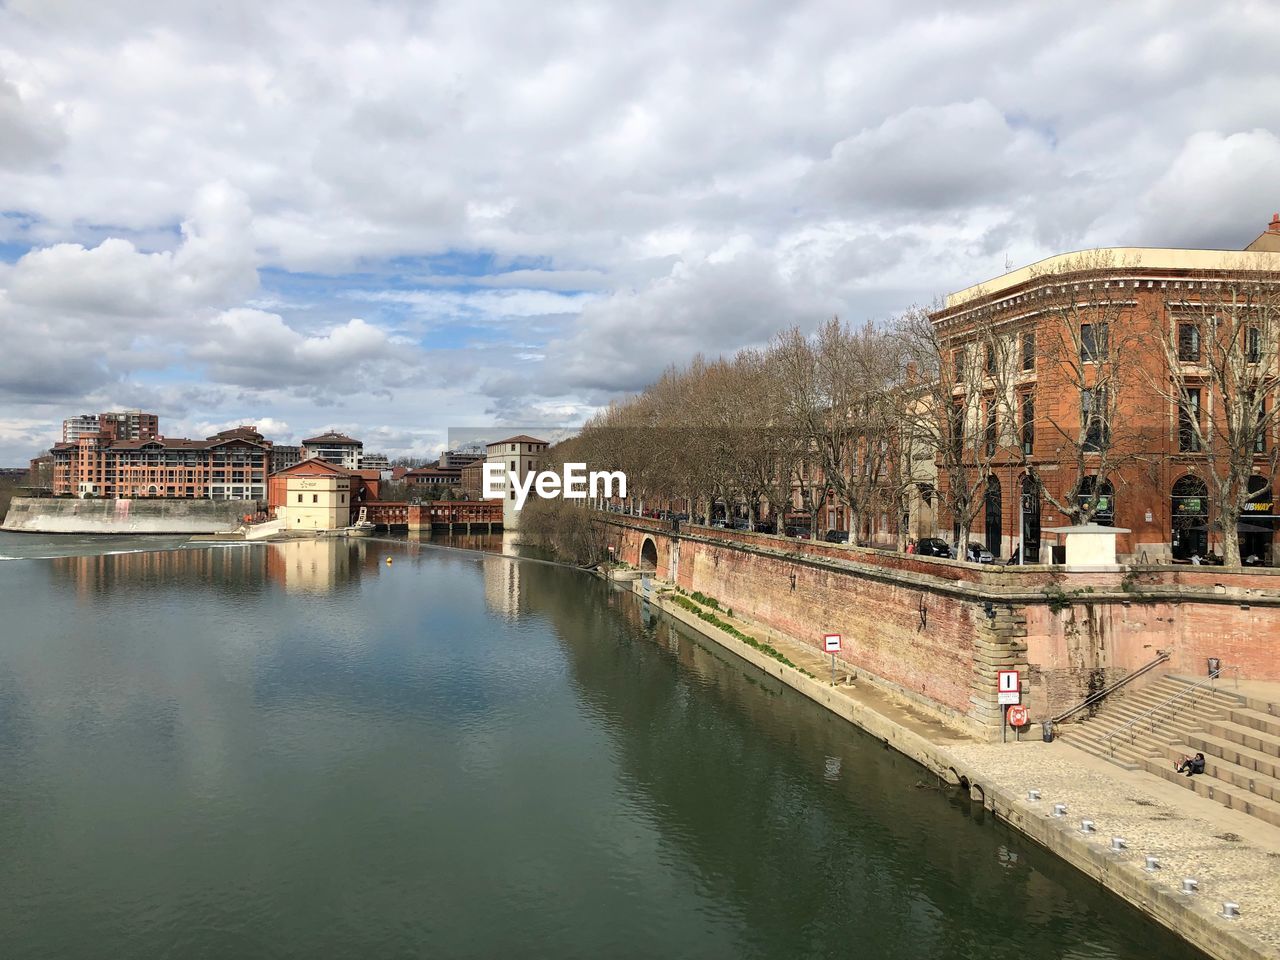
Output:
0 476 18 521
519 494 610 566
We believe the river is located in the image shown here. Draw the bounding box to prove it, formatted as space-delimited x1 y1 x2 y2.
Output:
0 533 1204 959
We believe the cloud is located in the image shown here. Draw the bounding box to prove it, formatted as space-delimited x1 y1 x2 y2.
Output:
805 100 1056 214
189 309 422 392
1134 129 1280 249
3 0 1280 463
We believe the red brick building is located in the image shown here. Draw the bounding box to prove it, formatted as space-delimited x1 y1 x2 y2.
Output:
51 426 271 500
929 222 1280 564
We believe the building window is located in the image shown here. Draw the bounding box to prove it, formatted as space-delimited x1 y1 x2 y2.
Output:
1082 387 1108 452
1248 326 1262 363
950 400 965 456
341 493 346 503
1179 388 1202 452
297 493 302 503
984 344 996 378
1177 322 1201 362
1021 392 1035 455
510 460 516 471
1081 322 1108 362
1256 400 1267 454
984 401 997 457
1076 476 1115 526
313 494 318 503
952 349 965 383
1022 332 1035 371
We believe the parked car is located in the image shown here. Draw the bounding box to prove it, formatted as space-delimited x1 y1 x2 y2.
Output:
755 520 777 534
784 525 812 539
729 518 751 530
823 529 850 543
964 541 996 564
915 537 952 558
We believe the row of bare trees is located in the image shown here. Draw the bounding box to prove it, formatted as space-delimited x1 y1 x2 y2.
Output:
552 254 1280 565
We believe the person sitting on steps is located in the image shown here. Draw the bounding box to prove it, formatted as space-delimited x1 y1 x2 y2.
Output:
1174 752 1206 777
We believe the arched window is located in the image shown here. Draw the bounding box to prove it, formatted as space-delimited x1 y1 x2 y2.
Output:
1171 475 1209 560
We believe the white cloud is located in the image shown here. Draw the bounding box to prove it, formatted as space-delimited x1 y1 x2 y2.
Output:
2 0 1280 462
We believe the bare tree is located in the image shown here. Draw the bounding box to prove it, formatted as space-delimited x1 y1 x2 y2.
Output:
1013 252 1156 527
1148 262 1280 565
897 302 1014 551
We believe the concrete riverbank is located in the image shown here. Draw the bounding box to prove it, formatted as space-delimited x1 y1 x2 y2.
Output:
2 497 253 534
634 577 1280 960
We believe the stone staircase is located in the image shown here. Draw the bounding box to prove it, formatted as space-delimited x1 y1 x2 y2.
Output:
1061 675 1280 828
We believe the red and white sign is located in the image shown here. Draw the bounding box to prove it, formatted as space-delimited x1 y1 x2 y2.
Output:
824 633 841 653
997 669 1020 705
1007 704 1029 727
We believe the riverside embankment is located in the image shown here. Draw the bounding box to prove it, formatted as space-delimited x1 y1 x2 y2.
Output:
621 573 1280 960
2 497 252 534
602 514 1280 742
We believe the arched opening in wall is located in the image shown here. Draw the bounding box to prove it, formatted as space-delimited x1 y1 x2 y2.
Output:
1075 476 1115 526
1241 475 1274 565
1020 474 1041 562
1171 474 1209 561
984 475 1002 557
640 537 659 572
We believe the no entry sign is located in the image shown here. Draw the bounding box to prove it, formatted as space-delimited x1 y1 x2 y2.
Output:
997 669 1020 705
824 633 841 653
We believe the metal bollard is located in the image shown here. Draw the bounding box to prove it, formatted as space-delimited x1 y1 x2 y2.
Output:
1027 789 1041 801
1144 856 1160 872
1182 878 1199 894
1052 803 1067 817
1222 902 1240 920
1110 837 1126 851
1080 819 1095 833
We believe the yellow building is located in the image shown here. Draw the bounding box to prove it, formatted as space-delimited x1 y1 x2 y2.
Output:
280 473 352 530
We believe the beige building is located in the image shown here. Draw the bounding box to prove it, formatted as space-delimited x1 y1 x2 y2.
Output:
484 434 549 529
280 473 352 530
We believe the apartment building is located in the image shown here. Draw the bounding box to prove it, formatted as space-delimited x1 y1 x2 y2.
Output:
50 427 270 500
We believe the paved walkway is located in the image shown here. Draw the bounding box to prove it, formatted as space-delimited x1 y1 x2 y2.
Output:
663 585 1280 954
947 739 1280 952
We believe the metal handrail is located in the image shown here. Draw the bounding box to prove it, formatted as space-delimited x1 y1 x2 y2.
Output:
1051 651 1171 724
1102 669 1221 755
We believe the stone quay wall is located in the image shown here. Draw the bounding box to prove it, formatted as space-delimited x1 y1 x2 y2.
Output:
599 515 1280 738
2 497 253 534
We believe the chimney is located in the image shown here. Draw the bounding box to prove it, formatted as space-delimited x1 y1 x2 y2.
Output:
1270 213 1280 235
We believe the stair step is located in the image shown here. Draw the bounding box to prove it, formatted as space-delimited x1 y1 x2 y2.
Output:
1204 718 1280 759
1227 707 1280 739
1185 731 1280 781
1148 745 1280 804
1145 761 1280 827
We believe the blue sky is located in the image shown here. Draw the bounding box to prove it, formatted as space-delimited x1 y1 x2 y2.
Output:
1 0 1279 462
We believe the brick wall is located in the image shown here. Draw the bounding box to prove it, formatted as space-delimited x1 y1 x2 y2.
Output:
601 516 1280 737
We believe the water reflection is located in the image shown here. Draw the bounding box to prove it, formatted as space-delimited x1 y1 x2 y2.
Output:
51 543 268 600
0 544 1205 960
264 538 379 594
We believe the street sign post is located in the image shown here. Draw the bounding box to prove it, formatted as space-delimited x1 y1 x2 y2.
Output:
998 670 1021 743
824 634 841 685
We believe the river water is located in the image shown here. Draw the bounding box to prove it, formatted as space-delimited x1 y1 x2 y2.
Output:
0 532 1204 959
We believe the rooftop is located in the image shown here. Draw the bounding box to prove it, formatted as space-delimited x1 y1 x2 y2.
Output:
487 434 548 447
944 215 1280 309
302 432 362 445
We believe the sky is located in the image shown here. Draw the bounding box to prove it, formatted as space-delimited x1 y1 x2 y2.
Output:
2 0 1280 464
